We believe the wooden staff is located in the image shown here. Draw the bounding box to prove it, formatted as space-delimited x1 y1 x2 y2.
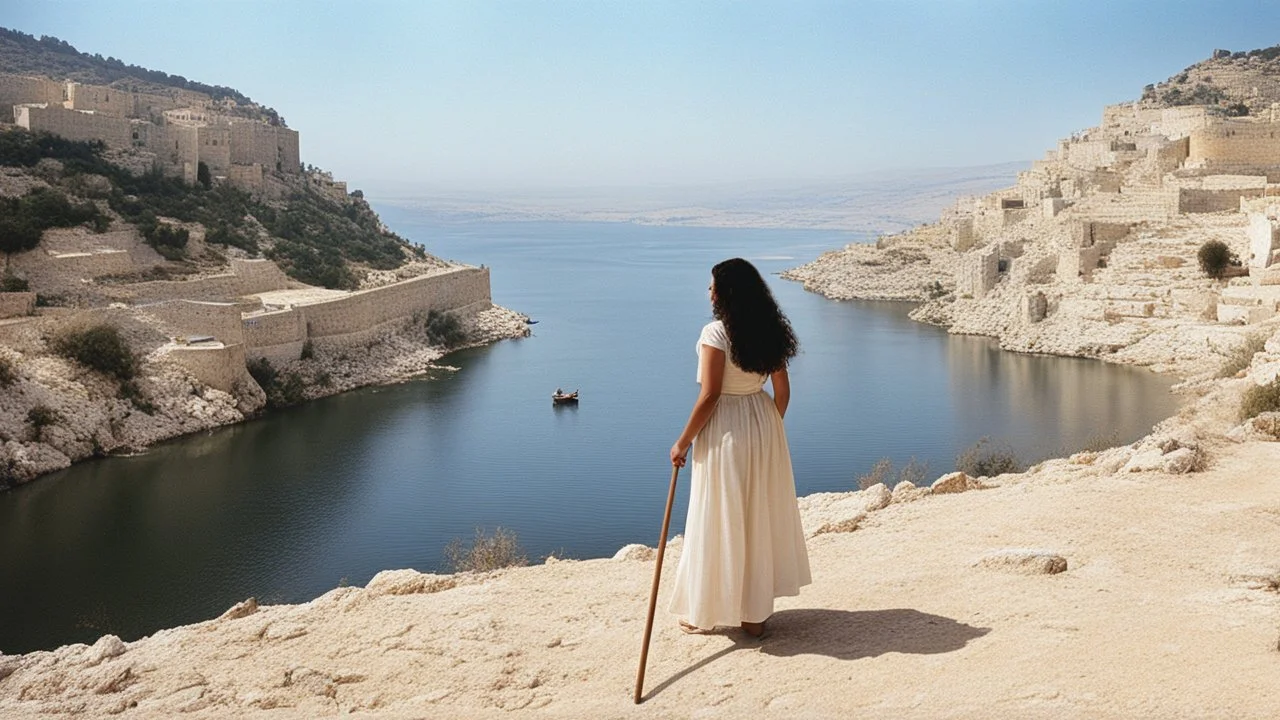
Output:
633 463 681 704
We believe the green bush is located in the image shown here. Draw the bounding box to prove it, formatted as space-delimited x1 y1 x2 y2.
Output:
0 187 102 255
1240 378 1280 421
0 274 28 292
0 355 16 386
26 404 59 441
247 357 308 409
425 309 467 348
444 527 527 573
956 437 1021 477
1198 240 1237 280
50 324 136 381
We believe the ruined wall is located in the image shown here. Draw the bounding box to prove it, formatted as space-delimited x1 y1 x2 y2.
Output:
197 125 232 174
1153 107 1212 140
9 249 135 290
242 307 306 364
123 259 289 304
228 163 264 191
165 342 246 393
302 268 491 341
16 105 132 148
956 245 999 299
1058 246 1101 283
229 121 300 174
1188 121 1280 177
1248 211 1280 268
140 300 245 344
1177 184 1266 213
0 76 65 121
951 217 975 251
65 83 135 118
0 293 36 319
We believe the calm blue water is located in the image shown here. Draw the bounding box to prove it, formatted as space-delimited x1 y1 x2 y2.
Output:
0 214 1177 653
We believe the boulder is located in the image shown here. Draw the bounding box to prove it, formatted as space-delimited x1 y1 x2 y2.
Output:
365 569 457 597
976 549 1068 575
891 480 932 504
931 471 986 494
83 634 127 667
1227 411 1280 442
612 544 654 561
219 597 259 621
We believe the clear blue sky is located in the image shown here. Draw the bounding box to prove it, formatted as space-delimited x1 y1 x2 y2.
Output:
7 1 1280 195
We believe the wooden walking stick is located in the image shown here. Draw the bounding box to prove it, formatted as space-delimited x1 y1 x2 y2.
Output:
633 463 681 704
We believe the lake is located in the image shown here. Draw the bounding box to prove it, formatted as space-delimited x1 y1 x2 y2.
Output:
0 214 1177 653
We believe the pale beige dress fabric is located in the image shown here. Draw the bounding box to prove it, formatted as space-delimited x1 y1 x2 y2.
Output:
668 320 811 629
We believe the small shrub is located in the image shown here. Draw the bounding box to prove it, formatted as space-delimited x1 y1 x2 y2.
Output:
956 436 1021 477
0 274 28 292
247 357 308 409
0 355 15 387
923 280 947 299
26 404 59 441
1197 240 1237 280
50 324 136 381
897 457 930 486
1240 378 1280 421
425 309 467 348
444 527 528 573
1218 332 1269 378
857 458 893 490
300 338 314 360
119 380 156 414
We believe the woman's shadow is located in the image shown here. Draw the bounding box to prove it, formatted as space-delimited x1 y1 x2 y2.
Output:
644 608 988 701
760 608 989 660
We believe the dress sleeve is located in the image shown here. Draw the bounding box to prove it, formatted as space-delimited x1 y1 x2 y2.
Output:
698 322 728 352
696 322 728 384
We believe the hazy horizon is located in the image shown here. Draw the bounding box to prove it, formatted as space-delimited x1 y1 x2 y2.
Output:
7 2 1280 196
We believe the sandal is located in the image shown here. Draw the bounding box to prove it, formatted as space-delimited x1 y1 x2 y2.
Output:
740 621 767 639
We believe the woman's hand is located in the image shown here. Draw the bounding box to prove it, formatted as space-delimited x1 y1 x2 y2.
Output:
670 442 689 467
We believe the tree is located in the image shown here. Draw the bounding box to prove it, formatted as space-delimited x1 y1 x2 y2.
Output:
197 161 211 189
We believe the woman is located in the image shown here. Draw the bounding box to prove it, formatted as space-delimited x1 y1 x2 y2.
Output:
668 258 811 638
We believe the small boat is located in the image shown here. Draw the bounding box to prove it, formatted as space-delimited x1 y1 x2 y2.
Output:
526 318 539 325
552 389 579 405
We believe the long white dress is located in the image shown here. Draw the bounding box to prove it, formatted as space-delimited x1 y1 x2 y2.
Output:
668 320 811 629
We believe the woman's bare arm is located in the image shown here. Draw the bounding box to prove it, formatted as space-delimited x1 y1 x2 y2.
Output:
670 344 725 466
770 366 790 419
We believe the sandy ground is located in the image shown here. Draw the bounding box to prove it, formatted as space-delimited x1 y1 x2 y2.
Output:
2 435 1277 719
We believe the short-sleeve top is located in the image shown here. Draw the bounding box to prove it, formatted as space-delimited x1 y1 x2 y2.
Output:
696 320 767 395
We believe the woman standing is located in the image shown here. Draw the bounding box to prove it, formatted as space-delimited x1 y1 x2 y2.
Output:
668 258 811 638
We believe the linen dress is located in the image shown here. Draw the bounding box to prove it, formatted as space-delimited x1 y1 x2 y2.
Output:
668 320 812 629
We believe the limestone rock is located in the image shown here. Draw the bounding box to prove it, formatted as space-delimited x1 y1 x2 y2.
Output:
611 544 654 561
862 483 893 511
931 471 986 494
365 569 457 597
976 549 1068 575
1227 411 1280 442
83 634 126 667
891 480 932 504
219 597 259 621
812 513 865 536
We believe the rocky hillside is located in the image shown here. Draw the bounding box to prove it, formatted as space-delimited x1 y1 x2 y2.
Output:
1144 44 1280 114
0 27 279 124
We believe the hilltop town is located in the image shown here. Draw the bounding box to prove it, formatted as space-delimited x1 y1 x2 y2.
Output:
786 48 1280 384
0 30 527 485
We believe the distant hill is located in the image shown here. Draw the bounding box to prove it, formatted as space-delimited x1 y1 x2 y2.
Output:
1144 44 1280 115
0 27 281 125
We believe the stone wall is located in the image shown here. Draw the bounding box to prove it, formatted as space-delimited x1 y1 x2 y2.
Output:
302 268 491 341
951 217 975 251
229 121 300 174
15 104 132 148
139 300 245 344
9 248 135 290
1058 246 1101 283
1248 211 1280 268
956 245 999 299
165 342 246 393
0 76 65 121
1177 184 1266 214
1153 107 1212 140
0 293 35 319
242 307 306 364
123 259 290 304
1188 121 1280 178
198 125 232 174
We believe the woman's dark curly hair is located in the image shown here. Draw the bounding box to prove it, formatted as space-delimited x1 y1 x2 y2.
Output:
711 258 799 374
